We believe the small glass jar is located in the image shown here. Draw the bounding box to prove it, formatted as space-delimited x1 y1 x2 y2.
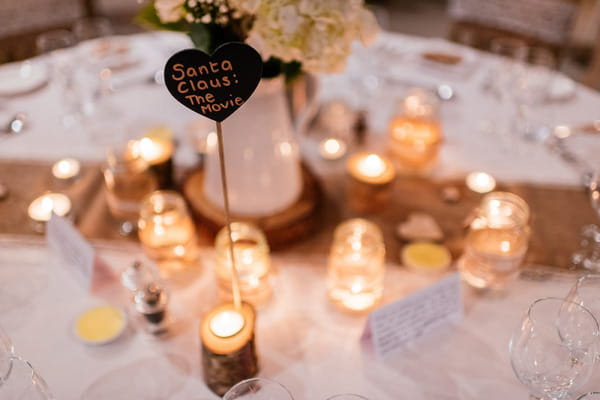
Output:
138 191 199 273
103 141 158 234
215 222 272 307
459 192 530 289
327 218 385 312
388 88 442 174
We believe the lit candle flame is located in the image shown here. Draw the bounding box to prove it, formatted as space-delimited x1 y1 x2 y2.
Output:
209 310 245 338
319 138 347 160
466 172 496 194
359 154 386 177
52 158 80 180
28 193 72 222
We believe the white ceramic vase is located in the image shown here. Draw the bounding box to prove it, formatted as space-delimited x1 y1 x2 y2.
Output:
203 76 303 217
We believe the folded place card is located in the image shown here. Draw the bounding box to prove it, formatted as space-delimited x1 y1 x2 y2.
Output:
362 273 463 360
46 214 115 293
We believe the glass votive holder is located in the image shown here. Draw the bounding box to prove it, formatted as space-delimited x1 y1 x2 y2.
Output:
102 141 158 235
388 88 442 175
138 190 199 273
346 152 396 212
327 218 385 312
215 222 272 307
459 192 530 290
129 132 174 189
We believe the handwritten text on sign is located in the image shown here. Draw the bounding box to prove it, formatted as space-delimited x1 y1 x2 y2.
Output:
362 273 463 360
164 43 263 122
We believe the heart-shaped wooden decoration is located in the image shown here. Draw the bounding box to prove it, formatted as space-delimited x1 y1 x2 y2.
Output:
164 42 263 122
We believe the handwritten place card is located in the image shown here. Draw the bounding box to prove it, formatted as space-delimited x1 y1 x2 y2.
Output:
362 273 463 360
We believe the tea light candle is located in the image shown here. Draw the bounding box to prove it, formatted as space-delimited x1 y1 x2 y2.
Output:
52 158 80 181
28 193 72 224
347 153 395 185
130 137 174 189
214 222 272 307
346 153 395 212
200 302 258 396
209 309 245 338
319 138 347 160
466 172 496 194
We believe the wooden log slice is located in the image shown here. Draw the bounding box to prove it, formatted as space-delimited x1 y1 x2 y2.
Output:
182 164 323 250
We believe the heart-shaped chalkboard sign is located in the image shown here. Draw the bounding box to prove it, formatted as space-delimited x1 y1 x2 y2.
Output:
164 42 263 122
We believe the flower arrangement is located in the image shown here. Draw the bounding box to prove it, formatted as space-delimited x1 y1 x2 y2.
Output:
138 0 379 79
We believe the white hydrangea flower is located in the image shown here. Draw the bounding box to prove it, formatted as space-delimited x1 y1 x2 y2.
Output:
246 0 379 74
155 0 186 23
153 0 378 74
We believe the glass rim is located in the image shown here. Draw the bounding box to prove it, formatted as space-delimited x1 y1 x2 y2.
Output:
527 296 600 336
142 190 185 204
481 191 530 222
223 377 294 400
575 273 600 289
326 394 369 400
334 218 383 238
489 37 529 50
5 355 53 398
578 393 600 400
214 221 269 254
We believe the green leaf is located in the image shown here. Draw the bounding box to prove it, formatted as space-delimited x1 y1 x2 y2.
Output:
189 23 213 53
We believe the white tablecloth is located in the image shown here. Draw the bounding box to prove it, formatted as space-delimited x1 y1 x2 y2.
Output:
1 31 600 399
2 239 596 400
1 32 600 185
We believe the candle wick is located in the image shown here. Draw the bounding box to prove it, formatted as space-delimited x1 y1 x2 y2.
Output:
216 122 242 310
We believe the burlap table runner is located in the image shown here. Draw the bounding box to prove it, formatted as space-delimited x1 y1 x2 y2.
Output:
0 159 592 269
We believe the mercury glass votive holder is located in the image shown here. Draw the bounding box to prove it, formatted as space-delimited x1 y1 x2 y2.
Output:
388 88 442 175
215 222 272 307
327 218 385 312
459 192 530 290
138 190 199 273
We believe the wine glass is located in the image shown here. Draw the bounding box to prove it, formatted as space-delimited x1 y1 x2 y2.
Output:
578 393 600 400
0 356 54 399
512 47 558 143
572 173 600 271
72 17 113 42
483 37 529 150
566 275 600 326
35 29 79 128
222 378 294 400
509 297 599 400
0 325 13 385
